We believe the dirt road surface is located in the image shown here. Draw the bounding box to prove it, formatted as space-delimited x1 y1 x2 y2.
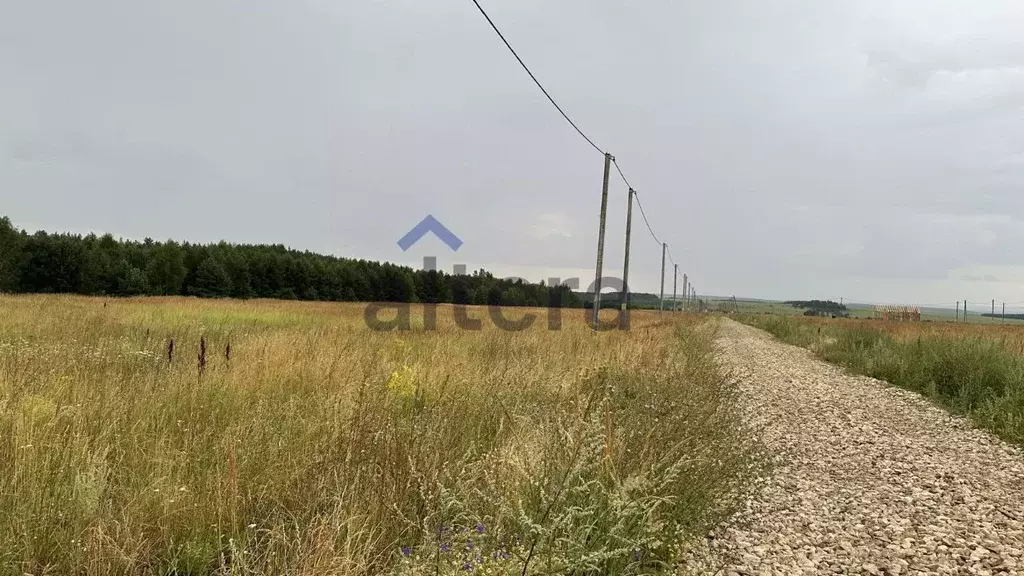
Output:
695 319 1024 575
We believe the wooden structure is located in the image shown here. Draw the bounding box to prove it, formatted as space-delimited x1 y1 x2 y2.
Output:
873 304 921 322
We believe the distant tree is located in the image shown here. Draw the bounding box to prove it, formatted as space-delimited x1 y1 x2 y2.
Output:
222 250 253 299
80 238 115 295
378 265 417 302
19 233 85 293
113 259 149 296
0 215 590 310
0 217 23 291
146 241 186 295
190 257 233 298
416 269 451 304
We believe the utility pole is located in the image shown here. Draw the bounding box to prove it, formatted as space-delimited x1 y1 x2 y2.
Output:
592 152 612 325
1003 302 1006 324
672 264 678 312
659 242 667 317
956 301 960 322
964 300 968 324
619 188 634 329
992 299 995 319
682 274 689 312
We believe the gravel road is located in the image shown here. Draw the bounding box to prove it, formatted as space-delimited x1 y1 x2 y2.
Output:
694 319 1024 575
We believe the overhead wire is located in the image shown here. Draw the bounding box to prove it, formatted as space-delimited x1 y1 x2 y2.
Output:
468 0 697 297
632 193 662 247
468 0 604 155
612 158 633 191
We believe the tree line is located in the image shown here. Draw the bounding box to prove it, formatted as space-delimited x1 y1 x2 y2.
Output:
0 217 583 308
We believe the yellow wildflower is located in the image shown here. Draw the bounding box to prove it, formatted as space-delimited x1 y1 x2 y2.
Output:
386 365 416 399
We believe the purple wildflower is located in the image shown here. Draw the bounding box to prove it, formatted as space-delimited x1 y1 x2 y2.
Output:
462 562 473 571
441 543 451 553
475 523 485 534
401 546 412 557
466 540 474 550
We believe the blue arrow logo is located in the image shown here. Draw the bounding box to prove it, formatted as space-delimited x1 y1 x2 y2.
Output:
397 214 463 252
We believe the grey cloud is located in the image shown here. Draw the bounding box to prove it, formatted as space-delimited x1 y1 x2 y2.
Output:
3 0 1024 304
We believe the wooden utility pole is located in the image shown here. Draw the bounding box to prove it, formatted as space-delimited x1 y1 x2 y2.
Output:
1003 302 1006 324
964 300 968 324
992 299 995 318
682 274 688 312
592 152 612 325
672 264 678 312
956 301 960 322
619 188 634 329
659 243 667 317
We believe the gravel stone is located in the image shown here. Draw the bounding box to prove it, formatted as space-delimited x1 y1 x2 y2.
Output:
688 320 1024 574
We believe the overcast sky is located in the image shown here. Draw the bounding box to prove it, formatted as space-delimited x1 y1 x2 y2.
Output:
3 0 1024 310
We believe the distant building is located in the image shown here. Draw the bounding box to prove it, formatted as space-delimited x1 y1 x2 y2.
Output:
873 305 921 322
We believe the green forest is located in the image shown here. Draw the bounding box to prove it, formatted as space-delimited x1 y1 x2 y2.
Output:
0 217 584 308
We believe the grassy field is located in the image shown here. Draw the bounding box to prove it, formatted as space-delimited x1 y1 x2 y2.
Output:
0 295 758 575
738 314 1024 445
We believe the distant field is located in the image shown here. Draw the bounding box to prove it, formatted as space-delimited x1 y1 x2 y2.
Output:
721 298 1024 325
738 314 1024 445
0 295 757 575
710 299 807 316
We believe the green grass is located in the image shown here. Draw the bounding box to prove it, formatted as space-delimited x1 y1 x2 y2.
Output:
738 314 1024 444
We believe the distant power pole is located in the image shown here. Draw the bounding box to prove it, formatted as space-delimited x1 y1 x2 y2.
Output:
1003 302 1006 324
619 188 634 329
956 301 960 322
992 299 995 318
682 274 689 312
592 153 613 325
672 264 678 312
964 300 968 324
659 243 667 318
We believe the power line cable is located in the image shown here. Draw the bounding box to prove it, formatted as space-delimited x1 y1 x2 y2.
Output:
468 0 604 155
612 158 633 190
469 0 697 295
632 193 662 247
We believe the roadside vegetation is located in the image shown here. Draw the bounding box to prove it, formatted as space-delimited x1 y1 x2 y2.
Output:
1 295 759 575
739 314 1024 444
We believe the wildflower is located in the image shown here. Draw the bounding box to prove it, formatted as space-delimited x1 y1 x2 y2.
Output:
401 546 412 557
441 543 451 553
462 562 473 571
466 540 474 550
475 523 485 534
386 365 416 399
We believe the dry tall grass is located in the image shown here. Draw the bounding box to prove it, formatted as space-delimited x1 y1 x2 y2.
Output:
1 296 757 575
740 314 1024 444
